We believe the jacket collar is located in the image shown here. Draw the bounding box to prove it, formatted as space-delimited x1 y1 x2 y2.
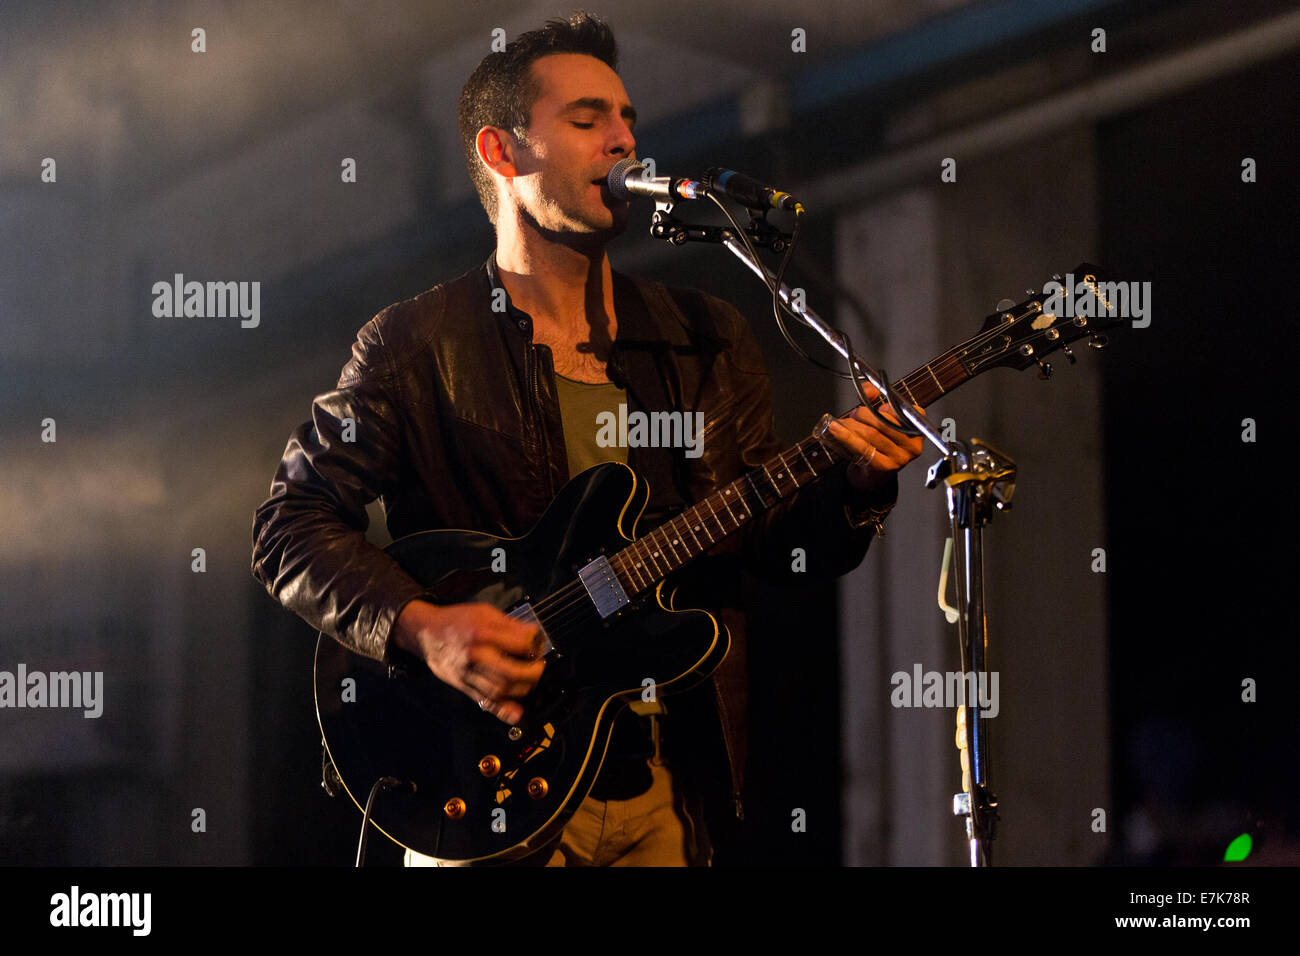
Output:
483 251 534 336
483 249 653 339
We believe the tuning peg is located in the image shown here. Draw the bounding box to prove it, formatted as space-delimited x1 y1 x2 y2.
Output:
1088 334 1109 350
996 298 1015 312
1036 358 1052 380
1052 274 1061 281
1061 344 1076 364
1025 289 1035 296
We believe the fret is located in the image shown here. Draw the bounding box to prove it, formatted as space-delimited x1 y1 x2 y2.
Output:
775 450 802 489
620 553 643 592
720 488 743 524
811 437 835 464
796 444 814 474
937 363 968 395
683 514 704 551
613 403 893 596
641 538 664 578
740 473 769 517
924 363 945 394
626 543 646 586
659 524 683 565
705 496 728 535
696 506 718 544
648 533 668 573
898 379 918 406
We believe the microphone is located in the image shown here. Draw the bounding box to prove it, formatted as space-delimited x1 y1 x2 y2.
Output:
606 159 802 213
703 167 801 213
606 158 704 203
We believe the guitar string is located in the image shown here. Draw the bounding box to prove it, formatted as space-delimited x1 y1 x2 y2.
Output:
524 362 913 625
525 443 835 625
869 309 1084 399
528 440 824 619
530 447 827 637
526 407 890 623
522 314 1065 630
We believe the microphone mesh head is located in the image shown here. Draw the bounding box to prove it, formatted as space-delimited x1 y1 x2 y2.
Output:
606 157 644 200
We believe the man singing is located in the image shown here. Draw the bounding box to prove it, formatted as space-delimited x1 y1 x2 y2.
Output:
251 11 923 866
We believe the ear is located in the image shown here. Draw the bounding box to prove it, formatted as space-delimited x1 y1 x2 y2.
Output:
476 126 520 180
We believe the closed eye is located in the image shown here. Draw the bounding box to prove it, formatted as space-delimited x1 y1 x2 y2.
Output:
571 122 593 129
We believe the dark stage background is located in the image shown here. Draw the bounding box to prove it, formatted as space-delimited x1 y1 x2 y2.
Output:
1 0 1296 869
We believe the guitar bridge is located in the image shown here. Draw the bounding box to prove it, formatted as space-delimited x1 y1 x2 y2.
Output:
578 555 629 619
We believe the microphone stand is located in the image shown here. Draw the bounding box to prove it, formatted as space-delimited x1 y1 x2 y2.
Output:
648 200 1009 866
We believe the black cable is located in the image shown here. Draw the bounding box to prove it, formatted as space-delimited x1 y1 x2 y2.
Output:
702 194 923 439
355 776 409 867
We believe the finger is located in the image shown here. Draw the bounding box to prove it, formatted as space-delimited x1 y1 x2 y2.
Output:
465 665 543 702
468 644 547 685
461 670 530 727
473 694 522 726
825 418 869 460
848 407 924 457
477 610 543 658
834 418 912 466
853 401 911 434
856 382 882 403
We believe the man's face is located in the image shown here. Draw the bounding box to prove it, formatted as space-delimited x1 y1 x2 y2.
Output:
501 53 638 239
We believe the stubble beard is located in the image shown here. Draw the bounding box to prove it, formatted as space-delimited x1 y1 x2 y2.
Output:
519 191 627 256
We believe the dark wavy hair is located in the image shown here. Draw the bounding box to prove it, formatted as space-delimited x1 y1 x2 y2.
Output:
457 11 619 226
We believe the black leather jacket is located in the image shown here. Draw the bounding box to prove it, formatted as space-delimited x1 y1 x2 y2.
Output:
250 251 894 825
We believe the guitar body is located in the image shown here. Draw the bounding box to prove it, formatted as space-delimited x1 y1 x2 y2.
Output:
315 462 730 864
311 263 1117 864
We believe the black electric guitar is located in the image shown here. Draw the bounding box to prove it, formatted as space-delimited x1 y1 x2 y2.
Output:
315 265 1121 864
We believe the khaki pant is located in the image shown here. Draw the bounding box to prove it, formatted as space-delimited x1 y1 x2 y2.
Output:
403 759 709 867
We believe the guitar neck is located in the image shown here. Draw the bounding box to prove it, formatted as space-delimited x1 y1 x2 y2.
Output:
609 341 974 596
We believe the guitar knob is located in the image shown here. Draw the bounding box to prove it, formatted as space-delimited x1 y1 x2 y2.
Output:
1035 359 1052 380
443 798 467 819
508 726 523 741
479 755 501 777
1088 334 1109 350
1061 344 1077 364
527 777 549 800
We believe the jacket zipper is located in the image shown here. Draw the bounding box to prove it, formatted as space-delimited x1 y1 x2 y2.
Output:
527 343 557 499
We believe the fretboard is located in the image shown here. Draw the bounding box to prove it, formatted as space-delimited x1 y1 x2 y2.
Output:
608 343 974 596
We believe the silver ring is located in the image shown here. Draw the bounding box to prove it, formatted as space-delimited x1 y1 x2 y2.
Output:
477 698 490 710
856 447 878 468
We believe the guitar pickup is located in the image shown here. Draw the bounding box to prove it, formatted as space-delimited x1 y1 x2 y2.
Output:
578 556 629 619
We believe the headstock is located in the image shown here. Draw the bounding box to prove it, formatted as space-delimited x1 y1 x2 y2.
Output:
959 264 1124 380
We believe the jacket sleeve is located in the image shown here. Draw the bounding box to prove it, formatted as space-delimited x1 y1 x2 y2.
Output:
250 314 428 663
716 300 898 586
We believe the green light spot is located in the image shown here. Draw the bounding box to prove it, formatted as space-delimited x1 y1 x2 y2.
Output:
1223 833 1252 862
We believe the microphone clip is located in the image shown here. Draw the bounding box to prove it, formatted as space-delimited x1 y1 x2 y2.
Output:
649 204 791 254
